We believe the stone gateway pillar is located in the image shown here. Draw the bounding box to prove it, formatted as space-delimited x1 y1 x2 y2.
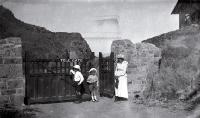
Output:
0 37 25 106
111 39 161 98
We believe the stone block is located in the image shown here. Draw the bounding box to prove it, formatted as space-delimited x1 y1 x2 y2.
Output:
0 82 6 89
0 95 9 104
2 94 25 106
0 39 7 44
128 64 137 68
0 64 9 78
0 50 5 56
6 37 21 45
0 78 7 82
4 49 13 57
8 79 24 89
0 64 23 78
16 88 24 94
4 58 22 64
1 89 16 95
0 58 3 64
3 47 22 57
3 43 14 49
10 95 24 106
13 46 22 57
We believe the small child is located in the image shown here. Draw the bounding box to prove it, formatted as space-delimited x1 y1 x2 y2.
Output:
70 65 84 103
87 68 99 102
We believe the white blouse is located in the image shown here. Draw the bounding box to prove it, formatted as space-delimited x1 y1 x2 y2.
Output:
114 61 128 77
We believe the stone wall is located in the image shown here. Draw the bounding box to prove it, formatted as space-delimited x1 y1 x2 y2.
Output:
111 39 161 98
0 37 24 106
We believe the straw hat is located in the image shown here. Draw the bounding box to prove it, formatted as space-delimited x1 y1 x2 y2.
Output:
73 65 81 71
117 54 125 59
89 68 97 73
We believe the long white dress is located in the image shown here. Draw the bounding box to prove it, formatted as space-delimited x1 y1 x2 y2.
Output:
114 61 128 99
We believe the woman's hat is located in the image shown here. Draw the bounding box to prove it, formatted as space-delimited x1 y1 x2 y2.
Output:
117 54 125 59
89 68 97 72
73 65 81 71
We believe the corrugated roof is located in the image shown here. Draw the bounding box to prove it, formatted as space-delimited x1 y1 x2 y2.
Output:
171 0 200 14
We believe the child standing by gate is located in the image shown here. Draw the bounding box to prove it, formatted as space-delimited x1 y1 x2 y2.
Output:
70 65 84 103
87 68 99 102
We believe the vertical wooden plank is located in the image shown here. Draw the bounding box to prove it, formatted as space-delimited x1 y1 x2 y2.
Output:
37 77 42 98
37 61 40 74
42 64 47 98
46 76 50 98
32 62 35 74
60 61 62 74
35 76 38 100
42 61 45 73
36 61 40 99
99 52 103 96
64 61 67 97
110 52 115 95
52 75 57 97
50 75 53 98
68 61 73 96
64 62 67 75
24 51 31 104
110 52 114 81
60 61 65 97
56 60 58 74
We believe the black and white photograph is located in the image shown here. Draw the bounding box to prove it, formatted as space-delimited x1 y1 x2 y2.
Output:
0 0 200 118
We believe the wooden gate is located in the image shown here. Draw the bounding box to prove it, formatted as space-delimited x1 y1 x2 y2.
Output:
99 52 115 98
24 56 92 104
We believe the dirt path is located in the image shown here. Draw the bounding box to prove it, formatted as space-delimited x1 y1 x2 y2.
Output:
31 97 188 118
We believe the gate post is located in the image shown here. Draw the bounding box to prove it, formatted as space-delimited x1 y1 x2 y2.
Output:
24 51 30 105
110 52 115 95
99 52 103 97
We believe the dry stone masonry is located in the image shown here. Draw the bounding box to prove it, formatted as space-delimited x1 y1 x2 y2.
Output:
111 39 161 98
0 37 25 106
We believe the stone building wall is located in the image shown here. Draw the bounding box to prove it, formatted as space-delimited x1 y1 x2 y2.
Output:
111 39 161 98
0 37 25 106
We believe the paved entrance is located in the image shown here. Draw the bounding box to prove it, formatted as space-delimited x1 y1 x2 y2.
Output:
32 97 188 118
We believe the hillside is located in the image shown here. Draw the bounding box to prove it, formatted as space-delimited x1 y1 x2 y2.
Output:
142 25 200 100
0 5 92 59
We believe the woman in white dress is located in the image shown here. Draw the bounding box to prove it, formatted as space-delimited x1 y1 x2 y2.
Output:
114 54 128 101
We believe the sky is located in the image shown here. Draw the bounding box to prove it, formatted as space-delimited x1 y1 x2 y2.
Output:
2 0 179 54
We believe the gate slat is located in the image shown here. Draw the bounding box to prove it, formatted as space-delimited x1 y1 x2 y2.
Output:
56 61 58 73
37 62 39 74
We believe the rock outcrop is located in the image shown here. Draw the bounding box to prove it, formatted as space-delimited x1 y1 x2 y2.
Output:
111 39 161 98
0 5 92 59
143 25 200 99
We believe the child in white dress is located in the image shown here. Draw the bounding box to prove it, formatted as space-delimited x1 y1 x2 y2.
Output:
87 68 99 102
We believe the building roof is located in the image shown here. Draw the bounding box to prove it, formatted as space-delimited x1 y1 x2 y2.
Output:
172 0 200 14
